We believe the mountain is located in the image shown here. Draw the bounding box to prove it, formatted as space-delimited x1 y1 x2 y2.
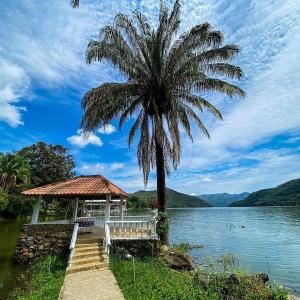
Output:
132 188 211 208
198 192 250 207
230 178 300 207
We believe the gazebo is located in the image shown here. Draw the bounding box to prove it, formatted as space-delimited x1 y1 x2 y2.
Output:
22 175 157 241
22 175 127 224
19 175 157 273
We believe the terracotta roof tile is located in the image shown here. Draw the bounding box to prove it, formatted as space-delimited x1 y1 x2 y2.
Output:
22 175 127 198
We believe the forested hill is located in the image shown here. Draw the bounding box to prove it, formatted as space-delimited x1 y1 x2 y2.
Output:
198 192 249 207
132 188 211 208
230 178 300 207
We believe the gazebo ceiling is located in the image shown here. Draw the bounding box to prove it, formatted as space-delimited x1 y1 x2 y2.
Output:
22 175 128 199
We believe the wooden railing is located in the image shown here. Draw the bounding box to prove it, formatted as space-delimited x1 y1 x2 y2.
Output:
68 223 79 265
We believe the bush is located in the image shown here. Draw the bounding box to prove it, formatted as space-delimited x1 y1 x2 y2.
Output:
0 187 9 211
4 194 36 218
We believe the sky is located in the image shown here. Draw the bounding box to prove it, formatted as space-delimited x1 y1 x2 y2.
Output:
1 0 300 195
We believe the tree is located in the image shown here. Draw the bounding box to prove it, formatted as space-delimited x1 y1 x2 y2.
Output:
70 0 80 8
0 154 31 193
18 142 75 187
0 187 9 212
80 0 244 242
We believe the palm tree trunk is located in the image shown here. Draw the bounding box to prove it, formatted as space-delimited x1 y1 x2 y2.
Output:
155 137 168 244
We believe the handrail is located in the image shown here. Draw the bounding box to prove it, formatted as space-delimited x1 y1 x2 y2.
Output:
106 220 153 224
68 223 79 265
104 223 111 255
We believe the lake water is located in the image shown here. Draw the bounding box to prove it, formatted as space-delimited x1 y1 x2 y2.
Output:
1 207 300 299
169 207 300 294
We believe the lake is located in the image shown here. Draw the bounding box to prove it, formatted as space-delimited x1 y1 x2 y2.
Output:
1 207 300 299
169 207 300 294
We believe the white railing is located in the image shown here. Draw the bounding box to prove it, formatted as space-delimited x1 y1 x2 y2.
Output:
68 223 79 265
104 223 111 255
106 219 157 240
109 215 153 222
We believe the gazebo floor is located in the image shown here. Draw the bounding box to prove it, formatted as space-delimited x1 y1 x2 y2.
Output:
78 227 105 240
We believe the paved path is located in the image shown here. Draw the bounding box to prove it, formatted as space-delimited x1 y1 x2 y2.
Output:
60 268 124 300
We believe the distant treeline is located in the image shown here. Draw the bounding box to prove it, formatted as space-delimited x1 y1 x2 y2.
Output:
230 178 300 207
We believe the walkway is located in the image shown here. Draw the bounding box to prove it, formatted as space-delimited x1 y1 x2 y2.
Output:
60 268 124 300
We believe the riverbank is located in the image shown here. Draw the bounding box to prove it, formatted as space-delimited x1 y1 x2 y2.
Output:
110 255 288 300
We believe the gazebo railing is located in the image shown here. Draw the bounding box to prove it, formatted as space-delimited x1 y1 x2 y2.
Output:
75 215 158 240
106 219 157 239
109 215 153 222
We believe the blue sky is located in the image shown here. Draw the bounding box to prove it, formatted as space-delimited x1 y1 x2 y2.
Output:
1 0 300 194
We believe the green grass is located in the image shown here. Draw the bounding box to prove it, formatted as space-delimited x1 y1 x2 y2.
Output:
10 256 66 300
110 256 288 300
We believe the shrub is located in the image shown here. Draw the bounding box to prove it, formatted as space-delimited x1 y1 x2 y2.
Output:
0 187 9 211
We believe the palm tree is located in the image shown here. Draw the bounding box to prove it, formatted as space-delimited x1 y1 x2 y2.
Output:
0 154 31 193
70 0 79 8
81 0 245 242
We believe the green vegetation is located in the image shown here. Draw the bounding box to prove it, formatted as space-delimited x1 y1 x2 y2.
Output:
0 154 31 193
132 188 211 208
18 142 75 187
110 255 288 300
10 256 66 300
230 178 300 207
80 0 244 242
0 142 75 218
0 187 9 212
199 192 250 207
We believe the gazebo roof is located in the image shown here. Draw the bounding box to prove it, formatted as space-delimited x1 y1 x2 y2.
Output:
22 175 128 198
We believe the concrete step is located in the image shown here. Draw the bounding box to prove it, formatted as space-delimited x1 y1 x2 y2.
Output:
73 250 103 259
76 238 100 244
75 245 104 253
75 242 101 248
66 261 109 274
71 256 104 266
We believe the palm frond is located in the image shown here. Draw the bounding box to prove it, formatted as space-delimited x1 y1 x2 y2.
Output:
70 0 79 8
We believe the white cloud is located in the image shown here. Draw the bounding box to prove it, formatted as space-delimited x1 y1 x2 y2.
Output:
98 124 117 135
67 130 103 148
190 193 197 196
202 176 213 183
110 162 124 170
0 59 30 127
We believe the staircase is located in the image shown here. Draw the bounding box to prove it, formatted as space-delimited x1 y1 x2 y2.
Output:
66 232 108 274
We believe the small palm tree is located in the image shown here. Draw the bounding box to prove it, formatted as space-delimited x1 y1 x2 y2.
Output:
81 0 245 242
0 154 31 193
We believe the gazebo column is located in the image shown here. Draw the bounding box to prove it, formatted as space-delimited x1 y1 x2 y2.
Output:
31 196 42 224
119 196 124 221
72 197 79 222
105 194 111 221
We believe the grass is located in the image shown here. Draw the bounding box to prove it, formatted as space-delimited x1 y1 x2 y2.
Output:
10 256 66 300
110 255 288 300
